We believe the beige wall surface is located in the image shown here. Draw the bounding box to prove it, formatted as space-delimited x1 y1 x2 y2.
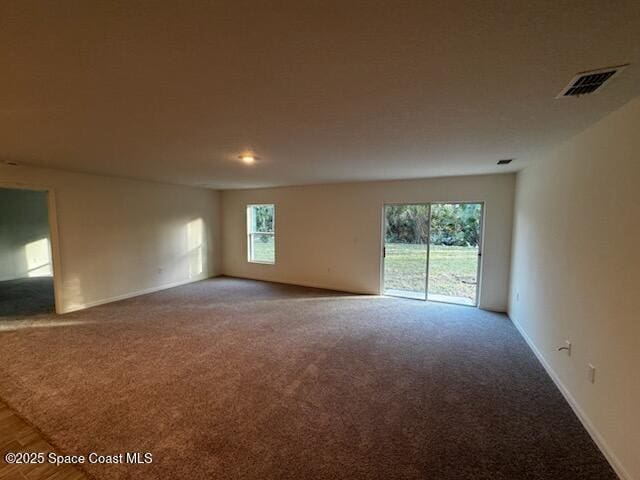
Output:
509 97 640 480
222 174 515 311
0 165 221 313
0 188 51 281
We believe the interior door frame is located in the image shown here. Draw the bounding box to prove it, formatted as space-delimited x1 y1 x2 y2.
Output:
0 181 63 315
381 201 485 307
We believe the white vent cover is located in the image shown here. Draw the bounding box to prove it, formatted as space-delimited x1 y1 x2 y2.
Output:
556 64 629 98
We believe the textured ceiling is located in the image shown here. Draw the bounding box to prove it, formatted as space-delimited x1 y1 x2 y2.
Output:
1 0 640 189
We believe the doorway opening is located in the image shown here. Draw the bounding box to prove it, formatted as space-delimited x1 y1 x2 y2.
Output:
383 202 483 306
0 187 57 319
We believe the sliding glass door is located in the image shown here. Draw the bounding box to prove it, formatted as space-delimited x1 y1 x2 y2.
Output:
383 204 430 300
427 203 482 305
383 202 483 306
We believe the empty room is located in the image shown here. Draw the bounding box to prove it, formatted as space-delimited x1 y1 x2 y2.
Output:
0 1 638 479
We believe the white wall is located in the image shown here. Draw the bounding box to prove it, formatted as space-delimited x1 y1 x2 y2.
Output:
222 174 515 311
0 165 222 313
509 97 640 480
0 188 51 281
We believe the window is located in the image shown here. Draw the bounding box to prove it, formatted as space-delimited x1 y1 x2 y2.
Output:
247 204 275 264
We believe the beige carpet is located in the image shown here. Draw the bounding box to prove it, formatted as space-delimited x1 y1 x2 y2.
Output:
0 277 616 479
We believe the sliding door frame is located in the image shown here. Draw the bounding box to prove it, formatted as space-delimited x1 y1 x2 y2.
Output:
381 203 431 301
381 201 485 307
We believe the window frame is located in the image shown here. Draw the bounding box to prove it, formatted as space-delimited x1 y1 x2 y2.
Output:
246 204 276 264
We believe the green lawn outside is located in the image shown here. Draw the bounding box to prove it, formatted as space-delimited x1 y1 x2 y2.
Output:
384 244 478 301
251 239 477 302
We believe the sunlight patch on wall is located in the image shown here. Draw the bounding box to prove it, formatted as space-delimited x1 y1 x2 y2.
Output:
61 275 86 313
25 238 52 277
187 218 204 277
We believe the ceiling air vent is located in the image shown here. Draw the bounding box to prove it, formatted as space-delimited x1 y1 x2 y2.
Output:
497 159 513 165
557 64 629 98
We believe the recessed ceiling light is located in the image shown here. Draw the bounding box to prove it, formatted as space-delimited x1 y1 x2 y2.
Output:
239 154 258 165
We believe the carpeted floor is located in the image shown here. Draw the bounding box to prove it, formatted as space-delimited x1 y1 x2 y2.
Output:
0 276 55 318
0 277 616 479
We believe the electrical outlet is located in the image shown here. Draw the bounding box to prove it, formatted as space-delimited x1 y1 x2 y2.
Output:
588 364 596 383
516 292 520 302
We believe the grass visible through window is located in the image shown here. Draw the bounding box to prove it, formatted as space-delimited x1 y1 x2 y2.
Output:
384 244 478 301
251 235 275 263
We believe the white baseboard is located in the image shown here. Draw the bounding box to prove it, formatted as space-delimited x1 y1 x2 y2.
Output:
222 274 374 296
59 274 216 314
510 317 631 480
